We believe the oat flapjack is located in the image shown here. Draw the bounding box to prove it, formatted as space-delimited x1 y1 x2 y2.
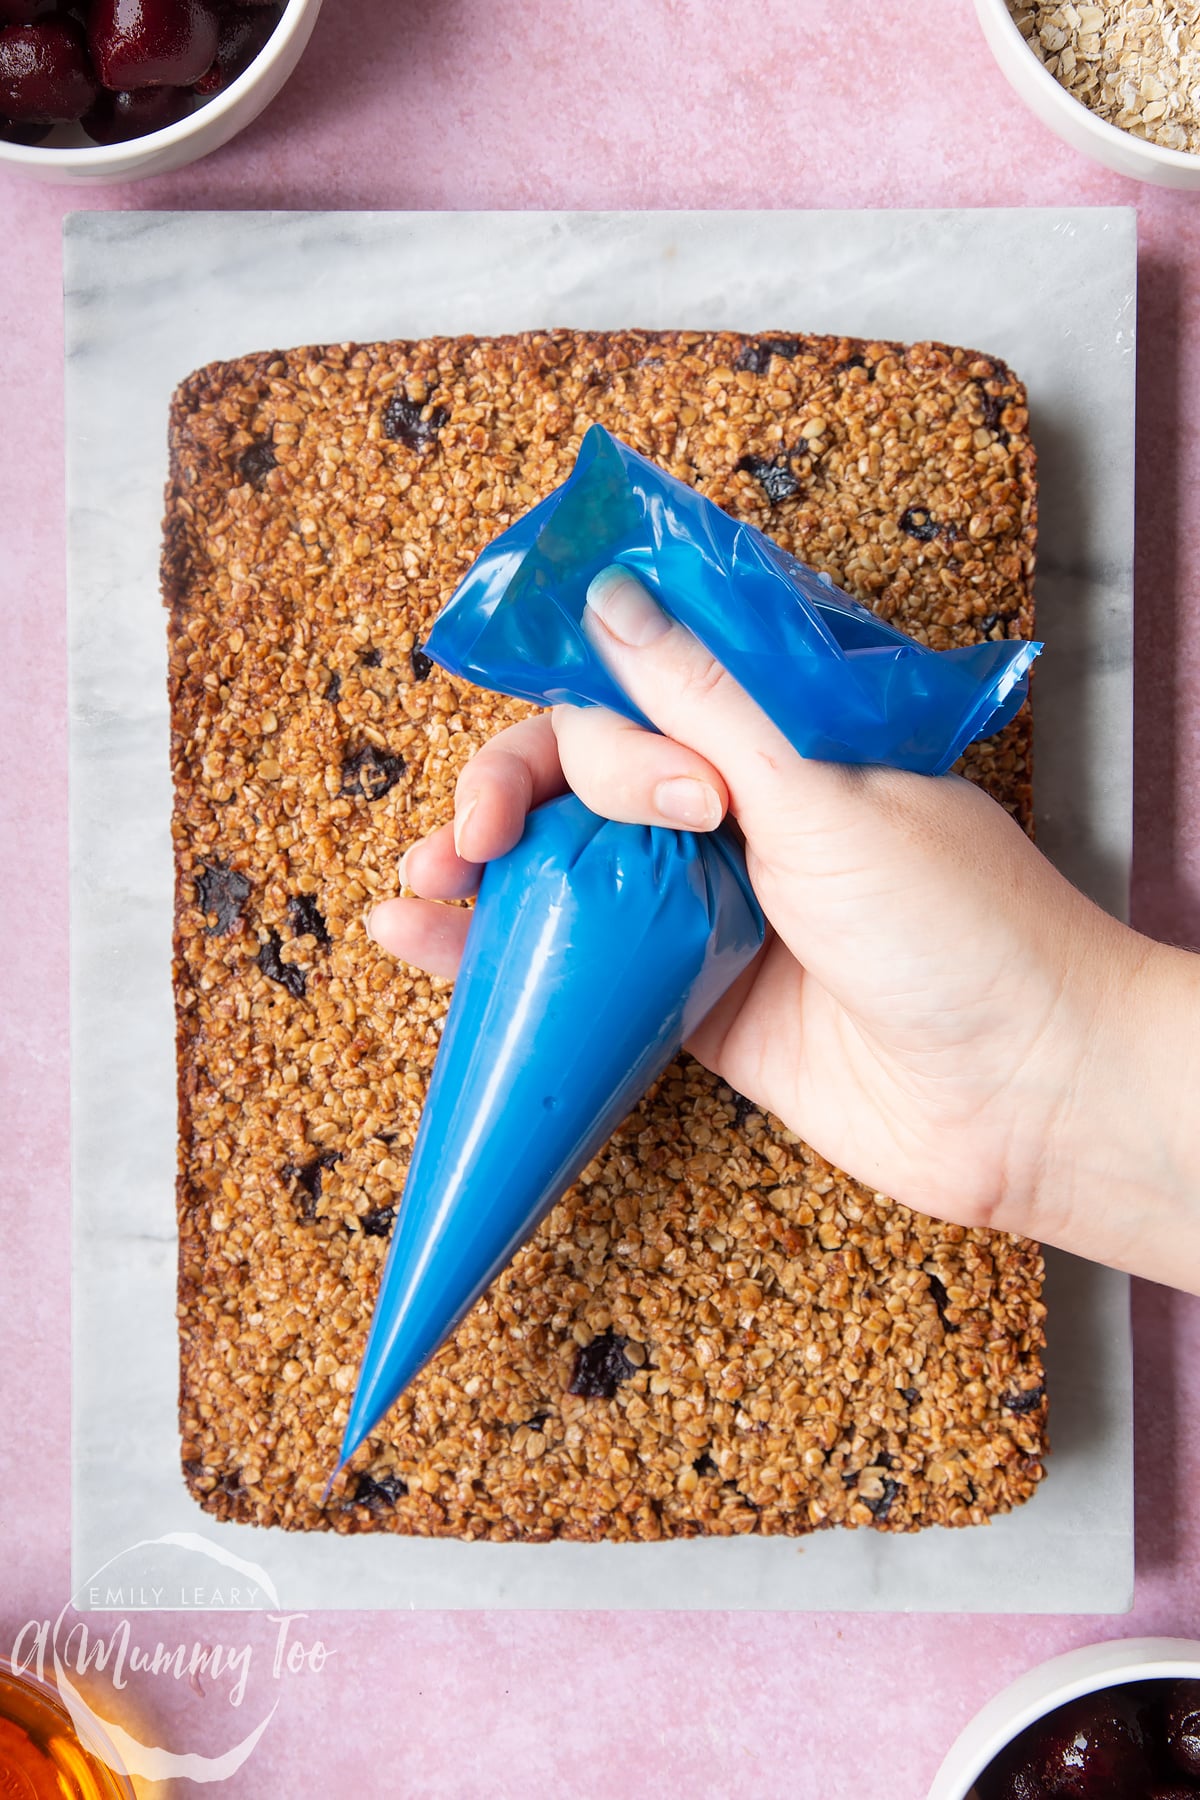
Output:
164 329 1046 1540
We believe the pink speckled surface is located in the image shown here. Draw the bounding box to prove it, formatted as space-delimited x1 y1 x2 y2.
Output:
2 1 1200 1793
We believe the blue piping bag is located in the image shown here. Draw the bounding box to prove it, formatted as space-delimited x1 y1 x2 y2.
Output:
338 425 1041 1469
338 796 764 1462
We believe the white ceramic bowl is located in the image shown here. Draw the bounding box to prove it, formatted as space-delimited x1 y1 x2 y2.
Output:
973 0 1200 189
0 0 322 184
929 1636 1200 1799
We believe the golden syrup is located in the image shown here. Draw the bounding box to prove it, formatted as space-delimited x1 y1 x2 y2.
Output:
0 1661 132 1800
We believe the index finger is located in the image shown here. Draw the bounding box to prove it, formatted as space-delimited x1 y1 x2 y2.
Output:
402 712 567 900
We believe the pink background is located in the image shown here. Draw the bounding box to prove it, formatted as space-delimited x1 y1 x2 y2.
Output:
3 0 1199 1792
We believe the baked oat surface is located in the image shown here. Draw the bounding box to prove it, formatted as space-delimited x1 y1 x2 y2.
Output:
164 329 1046 1539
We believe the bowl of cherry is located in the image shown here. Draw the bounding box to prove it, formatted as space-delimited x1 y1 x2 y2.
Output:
929 1638 1200 1800
0 0 321 181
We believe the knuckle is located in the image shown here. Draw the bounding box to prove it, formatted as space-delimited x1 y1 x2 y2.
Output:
550 702 587 751
673 649 732 712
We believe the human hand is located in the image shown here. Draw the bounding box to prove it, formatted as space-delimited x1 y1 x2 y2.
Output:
369 568 1200 1287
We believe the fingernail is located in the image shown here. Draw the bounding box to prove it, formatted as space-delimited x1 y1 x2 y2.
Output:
365 905 381 944
653 777 723 830
398 848 413 890
586 566 670 648
453 793 479 859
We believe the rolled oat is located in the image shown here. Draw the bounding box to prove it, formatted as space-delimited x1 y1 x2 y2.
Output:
1009 0 1200 153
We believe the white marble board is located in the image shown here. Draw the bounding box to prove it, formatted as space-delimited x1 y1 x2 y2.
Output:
66 209 1136 1613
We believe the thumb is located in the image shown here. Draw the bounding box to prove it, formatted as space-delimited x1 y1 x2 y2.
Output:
583 565 865 844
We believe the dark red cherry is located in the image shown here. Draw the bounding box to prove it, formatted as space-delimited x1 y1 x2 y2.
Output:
0 1 56 22
1164 1682 1200 1781
88 0 219 89
975 1761 1040 1800
984 1688 1154 1800
81 80 193 139
0 18 96 120
192 2 278 94
0 108 51 137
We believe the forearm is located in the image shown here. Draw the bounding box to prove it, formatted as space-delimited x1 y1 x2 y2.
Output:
1033 931 1200 1290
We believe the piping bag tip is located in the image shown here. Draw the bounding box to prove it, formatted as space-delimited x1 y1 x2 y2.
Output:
336 1353 423 1475
319 1464 344 1509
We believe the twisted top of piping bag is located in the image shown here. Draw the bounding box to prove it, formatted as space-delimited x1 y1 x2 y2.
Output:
426 424 1041 776
332 426 1041 1480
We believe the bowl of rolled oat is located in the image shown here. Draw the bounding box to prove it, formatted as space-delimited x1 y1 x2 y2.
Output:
974 0 1200 187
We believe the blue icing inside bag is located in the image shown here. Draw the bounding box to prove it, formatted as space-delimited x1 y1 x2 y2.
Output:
426 424 1041 777
338 797 763 1462
336 426 1040 1471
